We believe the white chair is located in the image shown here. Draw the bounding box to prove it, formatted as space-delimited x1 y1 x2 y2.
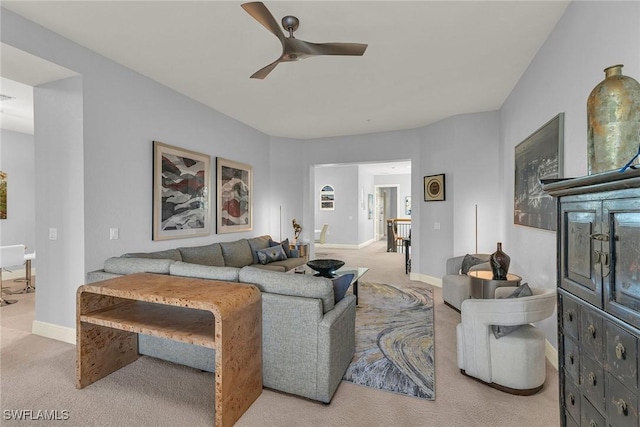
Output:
314 223 328 244
0 244 26 306
456 286 556 395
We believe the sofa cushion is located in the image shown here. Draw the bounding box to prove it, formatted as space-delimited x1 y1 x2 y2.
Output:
332 273 354 303
269 238 292 258
220 239 254 268
239 266 335 313
177 243 225 267
104 257 174 275
248 235 272 264
256 245 288 265
169 261 240 282
492 283 533 339
121 249 182 262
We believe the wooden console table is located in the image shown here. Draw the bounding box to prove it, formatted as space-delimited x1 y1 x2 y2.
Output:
76 273 262 427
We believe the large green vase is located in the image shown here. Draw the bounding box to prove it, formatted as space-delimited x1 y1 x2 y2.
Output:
587 64 640 174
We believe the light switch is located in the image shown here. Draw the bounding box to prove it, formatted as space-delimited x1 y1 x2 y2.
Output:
434 222 441 230
49 228 58 240
110 228 119 240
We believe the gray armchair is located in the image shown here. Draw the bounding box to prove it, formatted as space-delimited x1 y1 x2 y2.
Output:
442 254 491 311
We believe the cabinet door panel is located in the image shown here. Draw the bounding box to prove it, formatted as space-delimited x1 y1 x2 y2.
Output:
564 335 580 382
603 200 640 329
564 377 581 424
580 305 605 362
560 201 602 307
562 294 580 340
582 352 605 414
605 321 638 391
606 374 639 427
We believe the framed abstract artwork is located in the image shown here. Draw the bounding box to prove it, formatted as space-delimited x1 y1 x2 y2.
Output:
216 157 253 233
153 141 211 240
514 113 564 231
424 174 445 201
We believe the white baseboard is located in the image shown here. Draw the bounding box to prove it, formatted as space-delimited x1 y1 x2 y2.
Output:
411 272 442 287
32 320 75 345
315 239 375 250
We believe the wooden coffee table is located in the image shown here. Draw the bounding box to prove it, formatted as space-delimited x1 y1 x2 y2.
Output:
76 273 262 427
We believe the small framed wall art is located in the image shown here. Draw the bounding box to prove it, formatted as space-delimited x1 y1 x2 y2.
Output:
153 141 211 240
217 157 253 233
424 174 445 201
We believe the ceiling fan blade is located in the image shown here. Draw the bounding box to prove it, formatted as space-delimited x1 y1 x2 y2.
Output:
301 42 368 57
250 59 281 79
241 2 285 43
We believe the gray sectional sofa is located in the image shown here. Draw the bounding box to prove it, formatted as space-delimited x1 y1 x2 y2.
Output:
86 235 356 403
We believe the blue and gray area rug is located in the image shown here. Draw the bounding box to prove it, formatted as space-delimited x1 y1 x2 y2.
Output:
343 282 435 399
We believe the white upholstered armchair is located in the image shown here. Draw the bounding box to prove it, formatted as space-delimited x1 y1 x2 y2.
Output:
456 286 556 395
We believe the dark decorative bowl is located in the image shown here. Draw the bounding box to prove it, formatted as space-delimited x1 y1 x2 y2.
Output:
306 259 345 277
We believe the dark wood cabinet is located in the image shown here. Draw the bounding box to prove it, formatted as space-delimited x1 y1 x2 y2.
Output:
543 169 640 427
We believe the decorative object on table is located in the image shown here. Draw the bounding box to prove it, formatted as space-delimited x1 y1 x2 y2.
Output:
0 171 6 219
490 242 511 280
216 157 252 233
319 185 335 210
153 141 210 241
306 259 345 277
514 113 564 231
587 64 640 174
291 218 302 242
423 174 445 201
367 193 373 219
343 282 434 400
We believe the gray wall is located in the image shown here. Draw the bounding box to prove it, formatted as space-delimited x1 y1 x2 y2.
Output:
0 129 35 254
2 8 274 330
498 0 640 345
314 165 359 246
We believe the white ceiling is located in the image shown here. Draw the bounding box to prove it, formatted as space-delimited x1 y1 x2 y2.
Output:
1 1 570 140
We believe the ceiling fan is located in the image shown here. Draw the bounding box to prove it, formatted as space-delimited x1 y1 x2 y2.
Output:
241 2 368 79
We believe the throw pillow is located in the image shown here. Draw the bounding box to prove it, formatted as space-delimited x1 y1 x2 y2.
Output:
461 254 485 275
269 238 292 258
256 245 288 265
491 283 533 339
248 235 271 265
332 273 354 303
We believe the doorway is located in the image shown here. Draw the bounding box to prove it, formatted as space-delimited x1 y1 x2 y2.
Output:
374 185 398 241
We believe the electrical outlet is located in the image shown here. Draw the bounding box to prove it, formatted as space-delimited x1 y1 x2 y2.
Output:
49 228 58 240
110 228 119 240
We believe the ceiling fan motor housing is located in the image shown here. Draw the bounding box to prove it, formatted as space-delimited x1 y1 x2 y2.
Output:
282 15 299 35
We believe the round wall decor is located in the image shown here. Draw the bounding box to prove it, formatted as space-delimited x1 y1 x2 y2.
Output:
424 174 445 201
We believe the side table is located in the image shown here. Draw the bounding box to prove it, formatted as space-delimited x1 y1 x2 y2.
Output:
468 270 521 299
290 242 309 258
